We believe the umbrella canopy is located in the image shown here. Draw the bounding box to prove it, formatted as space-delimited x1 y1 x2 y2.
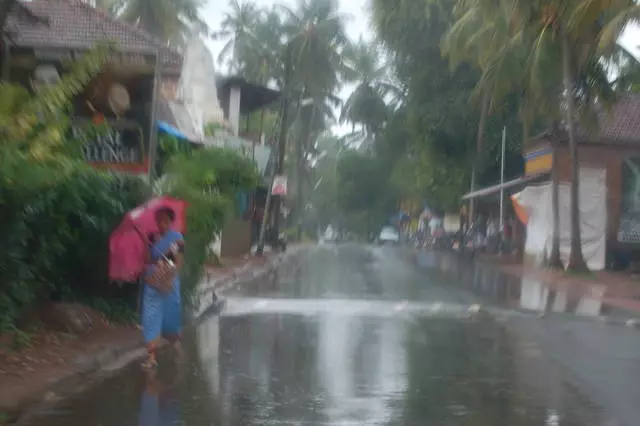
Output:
109 196 187 282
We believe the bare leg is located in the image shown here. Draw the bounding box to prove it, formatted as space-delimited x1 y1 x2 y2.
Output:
143 340 159 369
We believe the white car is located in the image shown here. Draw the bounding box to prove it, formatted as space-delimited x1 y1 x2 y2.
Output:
323 226 337 242
378 226 400 245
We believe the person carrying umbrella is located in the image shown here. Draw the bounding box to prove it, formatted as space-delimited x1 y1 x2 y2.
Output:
141 207 185 368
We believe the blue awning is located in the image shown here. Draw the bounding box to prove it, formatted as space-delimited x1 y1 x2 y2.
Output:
157 120 190 141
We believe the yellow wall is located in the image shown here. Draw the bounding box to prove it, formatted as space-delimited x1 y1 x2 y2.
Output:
524 148 552 175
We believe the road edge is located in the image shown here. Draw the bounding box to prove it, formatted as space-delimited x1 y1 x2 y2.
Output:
5 247 304 424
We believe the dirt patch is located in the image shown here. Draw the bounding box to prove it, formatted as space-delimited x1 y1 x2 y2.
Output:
0 323 139 413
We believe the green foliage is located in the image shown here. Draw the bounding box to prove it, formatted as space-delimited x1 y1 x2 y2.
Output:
335 151 396 236
85 297 138 324
368 0 527 210
0 44 112 160
204 122 225 136
0 45 149 332
157 133 193 176
163 147 259 302
117 0 207 45
0 145 149 331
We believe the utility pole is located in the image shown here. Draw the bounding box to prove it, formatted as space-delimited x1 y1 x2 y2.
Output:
499 126 506 229
256 43 293 255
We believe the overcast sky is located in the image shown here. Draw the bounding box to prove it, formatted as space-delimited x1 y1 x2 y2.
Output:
202 0 369 135
201 0 640 134
202 0 372 56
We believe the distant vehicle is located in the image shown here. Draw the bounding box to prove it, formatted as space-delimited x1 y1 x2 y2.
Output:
322 226 338 242
378 226 400 245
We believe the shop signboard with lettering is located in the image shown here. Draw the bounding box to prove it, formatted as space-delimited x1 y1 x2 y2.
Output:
71 121 148 173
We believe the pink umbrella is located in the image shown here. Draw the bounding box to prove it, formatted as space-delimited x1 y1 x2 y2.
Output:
109 196 187 282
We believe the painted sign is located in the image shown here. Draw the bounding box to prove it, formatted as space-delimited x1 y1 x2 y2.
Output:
71 121 148 173
618 157 640 243
271 175 287 196
524 147 553 175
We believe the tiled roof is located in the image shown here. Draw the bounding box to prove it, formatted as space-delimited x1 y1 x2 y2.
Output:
576 94 640 144
6 0 182 75
528 94 640 147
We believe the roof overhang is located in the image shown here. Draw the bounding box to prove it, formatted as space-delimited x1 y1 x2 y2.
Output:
461 173 550 201
216 75 280 115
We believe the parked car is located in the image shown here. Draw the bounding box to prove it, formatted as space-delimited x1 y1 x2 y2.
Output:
378 226 400 245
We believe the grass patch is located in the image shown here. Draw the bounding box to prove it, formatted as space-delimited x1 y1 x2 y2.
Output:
85 298 138 325
564 269 596 279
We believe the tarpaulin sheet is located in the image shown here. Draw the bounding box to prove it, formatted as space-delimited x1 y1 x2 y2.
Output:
512 167 607 270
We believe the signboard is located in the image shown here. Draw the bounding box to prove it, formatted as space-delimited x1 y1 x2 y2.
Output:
71 121 148 173
618 157 640 243
524 147 553 176
271 175 287 196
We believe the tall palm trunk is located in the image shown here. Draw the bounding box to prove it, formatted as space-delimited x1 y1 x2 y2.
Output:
469 89 490 221
272 44 294 237
296 101 317 240
548 136 563 268
561 30 588 272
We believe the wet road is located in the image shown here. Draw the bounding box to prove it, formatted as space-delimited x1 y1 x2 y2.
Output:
20 244 640 425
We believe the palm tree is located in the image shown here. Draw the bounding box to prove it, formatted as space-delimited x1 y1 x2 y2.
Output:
279 0 350 96
277 0 350 238
443 0 527 224
340 38 393 137
115 0 207 46
238 10 287 86
506 0 636 271
93 0 120 15
448 0 638 270
214 0 261 73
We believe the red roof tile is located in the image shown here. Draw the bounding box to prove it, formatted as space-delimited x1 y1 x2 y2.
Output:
578 94 640 144
528 94 640 147
6 0 182 75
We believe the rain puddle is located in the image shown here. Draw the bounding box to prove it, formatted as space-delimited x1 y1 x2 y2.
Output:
18 245 634 426
416 250 640 322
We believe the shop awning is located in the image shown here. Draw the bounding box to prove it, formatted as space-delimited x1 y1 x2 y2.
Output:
157 120 190 141
461 173 549 201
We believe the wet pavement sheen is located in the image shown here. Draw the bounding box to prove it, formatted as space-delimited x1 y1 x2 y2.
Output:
21 245 632 425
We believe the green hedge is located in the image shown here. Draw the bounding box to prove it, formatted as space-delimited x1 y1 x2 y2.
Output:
0 142 259 332
0 147 149 331
163 147 259 304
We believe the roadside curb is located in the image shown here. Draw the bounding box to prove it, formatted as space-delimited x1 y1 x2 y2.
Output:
6 248 300 424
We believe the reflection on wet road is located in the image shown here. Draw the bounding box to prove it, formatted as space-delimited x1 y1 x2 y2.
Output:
21 244 637 425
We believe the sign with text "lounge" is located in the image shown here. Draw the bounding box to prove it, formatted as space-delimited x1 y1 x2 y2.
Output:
71 121 148 173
